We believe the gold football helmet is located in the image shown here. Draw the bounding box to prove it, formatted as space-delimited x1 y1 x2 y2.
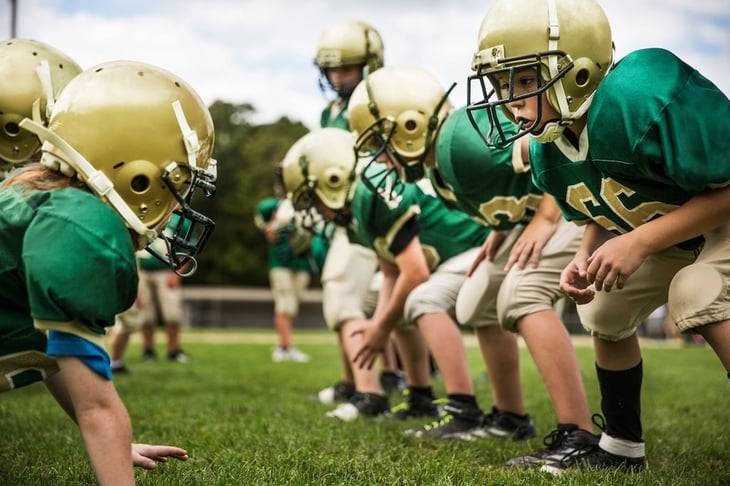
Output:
348 65 454 198
279 127 358 227
467 0 613 147
314 19 384 97
20 61 217 273
0 38 82 168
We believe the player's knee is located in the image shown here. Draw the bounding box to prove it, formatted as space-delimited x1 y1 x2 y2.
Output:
275 299 298 317
497 288 554 332
669 263 725 323
403 289 438 324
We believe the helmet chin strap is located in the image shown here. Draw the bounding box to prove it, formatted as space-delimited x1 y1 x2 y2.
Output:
19 117 159 248
172 100 200 169
536 0 570 144
542 0 599 141
35 60 55 120
532 122 566 144
533 90 596 144
546 0 570 121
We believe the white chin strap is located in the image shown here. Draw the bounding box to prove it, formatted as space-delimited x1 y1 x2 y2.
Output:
538 0 597 143
35 60 56 120
547 0 570 122
533 122 566 144
172 100 200 169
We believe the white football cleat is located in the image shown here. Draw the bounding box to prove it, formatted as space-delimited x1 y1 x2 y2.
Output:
325 403 359 422
286 347 310 363
318 386 336 404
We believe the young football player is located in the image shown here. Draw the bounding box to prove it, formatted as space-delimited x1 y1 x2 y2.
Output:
280 127 536 439
468 0 730 472
109 216 194 373
347 64 593 446
0 59 217 484
312 19 404 401
254 195 316 363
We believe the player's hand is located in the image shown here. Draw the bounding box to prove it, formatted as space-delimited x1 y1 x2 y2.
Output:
586 232 648 292
560 255 595 305
264 224 278 243
131 443 188 470
468 231 508 276
350 321 389 370
166 271 182 288
504 216 557 272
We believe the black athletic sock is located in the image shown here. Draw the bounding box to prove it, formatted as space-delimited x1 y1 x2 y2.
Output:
447 394 478 408
408 386 435 400
493 405 529 420
596 360 643 442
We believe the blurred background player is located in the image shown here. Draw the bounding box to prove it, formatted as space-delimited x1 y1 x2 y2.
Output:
1 57 217 483
468 0 730 472
137 228 191 364
108 222 192 374
312 19 404 401
254 195 317 362
109 283 144 374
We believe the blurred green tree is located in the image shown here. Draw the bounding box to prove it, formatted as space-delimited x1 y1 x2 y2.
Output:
185 100 309 286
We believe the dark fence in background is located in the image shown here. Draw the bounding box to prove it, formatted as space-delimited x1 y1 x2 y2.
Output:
183 287 326 329
182 286 591 335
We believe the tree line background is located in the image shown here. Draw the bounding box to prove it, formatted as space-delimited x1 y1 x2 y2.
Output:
185 100 310 287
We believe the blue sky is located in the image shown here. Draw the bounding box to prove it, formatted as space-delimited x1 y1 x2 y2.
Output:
3 0 729 129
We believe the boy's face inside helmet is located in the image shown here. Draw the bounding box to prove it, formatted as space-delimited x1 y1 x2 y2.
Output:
324 65 363 98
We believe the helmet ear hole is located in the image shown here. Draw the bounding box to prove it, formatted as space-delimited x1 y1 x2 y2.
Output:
324 167 345 188
131 174 150 193
5 122 20 135
575 67 590 87
328 173 341 185
564 57 606 104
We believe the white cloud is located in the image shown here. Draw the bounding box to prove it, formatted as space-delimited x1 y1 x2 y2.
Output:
3 0 728 129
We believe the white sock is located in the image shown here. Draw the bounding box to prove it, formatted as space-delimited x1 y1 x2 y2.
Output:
599 432 645 458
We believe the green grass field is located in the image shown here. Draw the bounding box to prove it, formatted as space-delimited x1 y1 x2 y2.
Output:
0 329 727 485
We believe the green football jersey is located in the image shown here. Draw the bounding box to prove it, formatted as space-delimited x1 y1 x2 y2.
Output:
0 185 137 389
530 48 730 250
320 98 350 130
433 106 542 230
254 197 312 271
347 166 489 269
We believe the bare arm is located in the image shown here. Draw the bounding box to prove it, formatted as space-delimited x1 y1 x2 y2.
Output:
44 371 76 421
623 186 730 254
45 368 188 471
504 193 562 271
352 237 430 368
54 356 134 486
374 238 430 334
586 186 730 291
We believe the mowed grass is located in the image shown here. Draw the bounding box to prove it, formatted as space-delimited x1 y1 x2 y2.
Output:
0 328 728 486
